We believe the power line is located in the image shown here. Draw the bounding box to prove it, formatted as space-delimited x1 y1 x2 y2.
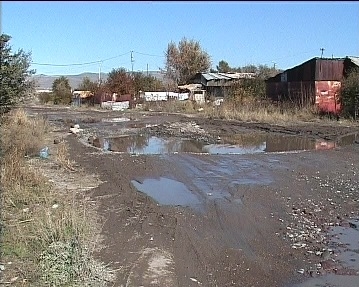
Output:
251 49 321 68
31 51 132 67
31 60 101 67
133 51 165 57
101 51 132 62
131 50 134 73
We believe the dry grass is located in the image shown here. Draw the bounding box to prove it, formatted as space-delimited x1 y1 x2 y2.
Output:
0 108 49 157
139 99 322 124
0 108 115 286
143 100 198 114
56 142 76 171
139 97 354 126
202 100 321 125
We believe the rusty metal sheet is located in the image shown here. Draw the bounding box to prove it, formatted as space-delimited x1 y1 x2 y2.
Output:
315 81 342 114
266 57 345 83
316 59 344 81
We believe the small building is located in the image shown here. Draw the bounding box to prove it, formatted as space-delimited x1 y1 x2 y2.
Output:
139 91 190 102
266 56 359 115
72 90 94 106
177 83 205 104
188 72 256 99
35 88 52 94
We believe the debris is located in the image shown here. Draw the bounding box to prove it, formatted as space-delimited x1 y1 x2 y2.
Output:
39 146 49 159
69 127 83 134
297 269 305 274
54 138 61 144
190 277 202 284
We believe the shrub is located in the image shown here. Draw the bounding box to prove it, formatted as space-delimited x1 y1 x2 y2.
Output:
38 92 55 104
340 67 359 119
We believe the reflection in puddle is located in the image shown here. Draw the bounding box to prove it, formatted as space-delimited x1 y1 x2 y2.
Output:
337 133 359 146
92 133 348 155
131 177 201 207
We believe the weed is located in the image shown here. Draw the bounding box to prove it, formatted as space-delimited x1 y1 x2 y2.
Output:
0 108 115 286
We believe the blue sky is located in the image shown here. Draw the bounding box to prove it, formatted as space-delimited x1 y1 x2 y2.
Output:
2 1 358 76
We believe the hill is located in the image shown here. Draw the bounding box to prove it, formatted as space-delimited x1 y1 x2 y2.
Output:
33 71 167 90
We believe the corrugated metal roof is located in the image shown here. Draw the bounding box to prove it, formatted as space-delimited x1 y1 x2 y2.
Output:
348 56 359 67
266 57 345 82
201 72 256 81
178 83 202 91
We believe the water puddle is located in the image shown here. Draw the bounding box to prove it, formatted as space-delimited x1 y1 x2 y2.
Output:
328 218 359 269
131 177 201 207
337 133 359 146
292 218 359 287
101 117 131 123
89 133 355 155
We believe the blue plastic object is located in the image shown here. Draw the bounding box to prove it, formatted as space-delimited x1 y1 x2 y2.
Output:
39 146 49 159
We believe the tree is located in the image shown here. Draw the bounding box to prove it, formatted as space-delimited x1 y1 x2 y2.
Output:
340 67 359 118
228 64 282 103
77 76 98 92
0 34 35 114
216 60 232 73
241 64 258 73
165 37 211 85
52 76 72 105
257 64 281 80
133 72 165 95
106 68 134 95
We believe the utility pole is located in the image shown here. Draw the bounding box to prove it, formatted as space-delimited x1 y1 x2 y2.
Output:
320 48 325 58
98 60 103 86
131 51 134 74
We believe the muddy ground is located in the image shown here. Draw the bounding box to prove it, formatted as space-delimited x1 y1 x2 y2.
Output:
25 105 359 287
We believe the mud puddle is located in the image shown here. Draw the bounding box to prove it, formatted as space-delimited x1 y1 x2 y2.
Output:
131 177 201 208
90 133 355 155
101 117 131 123
292 218 359 287
131 154 279 210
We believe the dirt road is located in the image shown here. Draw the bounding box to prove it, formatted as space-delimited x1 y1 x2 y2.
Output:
26 105 359 287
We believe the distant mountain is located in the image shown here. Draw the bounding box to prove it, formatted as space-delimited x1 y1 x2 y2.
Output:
33 71 167 90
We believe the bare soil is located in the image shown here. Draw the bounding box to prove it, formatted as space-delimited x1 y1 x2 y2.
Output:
25 105 359 287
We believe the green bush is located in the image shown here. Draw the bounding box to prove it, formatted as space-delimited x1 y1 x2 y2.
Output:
340 67 359 118
38 92 54 104
53 92 72 105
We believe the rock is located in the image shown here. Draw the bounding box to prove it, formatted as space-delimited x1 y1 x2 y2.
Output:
88 136 95 145
54 138 61 144
0 265 5 271
74 124 80 129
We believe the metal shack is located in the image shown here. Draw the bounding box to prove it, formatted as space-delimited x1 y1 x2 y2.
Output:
188 72 256 99
266 57 346 114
